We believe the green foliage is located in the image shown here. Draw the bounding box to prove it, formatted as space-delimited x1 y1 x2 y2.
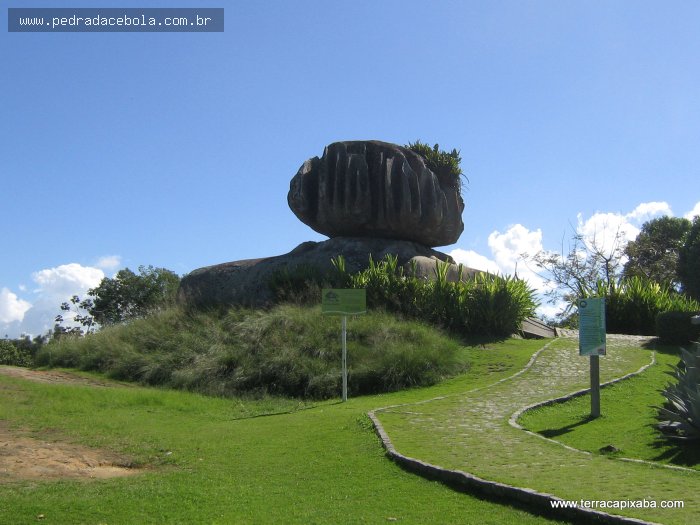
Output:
587 276 700 335
623 216 691 289
406 140 465 194
328 254 537 337
679 216 700 301
89 265 180 326
0 339 32 366
35 305 467 399
657 345 700 441
656 311 700 345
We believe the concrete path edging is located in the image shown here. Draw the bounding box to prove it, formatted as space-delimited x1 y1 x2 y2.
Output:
368 338 663 525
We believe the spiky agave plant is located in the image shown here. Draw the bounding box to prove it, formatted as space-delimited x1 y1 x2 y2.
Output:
656 344 700 441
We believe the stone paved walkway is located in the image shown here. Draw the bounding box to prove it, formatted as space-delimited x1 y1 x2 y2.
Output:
373 336 699 525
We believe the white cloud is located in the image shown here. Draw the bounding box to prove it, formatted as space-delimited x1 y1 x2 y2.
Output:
487 224 543 275
574 201 674 262
626 201 673 222
96 255 122 271
450 224 548 291
1 263 107 338
576 211 638 257
32 263 104 298
684 201 700 220
449 249 500 274
0 288 31 324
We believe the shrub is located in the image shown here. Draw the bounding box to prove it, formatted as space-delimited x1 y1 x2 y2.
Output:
656 311 700 345
656 344 700 441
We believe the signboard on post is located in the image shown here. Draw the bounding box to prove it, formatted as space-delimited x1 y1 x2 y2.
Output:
321 289 367 315
579 297 606 418
578 297 606 356
321 289 366 402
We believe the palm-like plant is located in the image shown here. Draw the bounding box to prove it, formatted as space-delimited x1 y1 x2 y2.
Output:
656 344 700 441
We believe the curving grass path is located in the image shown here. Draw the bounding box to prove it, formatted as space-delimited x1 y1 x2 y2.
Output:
372 336 700 525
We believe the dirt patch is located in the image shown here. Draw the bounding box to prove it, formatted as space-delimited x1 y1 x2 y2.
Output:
0 422 139 482
0 365 127 388
0 367 139 482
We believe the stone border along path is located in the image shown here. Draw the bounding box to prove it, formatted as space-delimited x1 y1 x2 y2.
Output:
369 336 699 525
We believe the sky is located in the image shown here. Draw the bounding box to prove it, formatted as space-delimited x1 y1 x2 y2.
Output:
2 1 699 337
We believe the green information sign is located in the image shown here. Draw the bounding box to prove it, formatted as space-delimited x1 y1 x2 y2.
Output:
321 289 366 315
579 297 606 356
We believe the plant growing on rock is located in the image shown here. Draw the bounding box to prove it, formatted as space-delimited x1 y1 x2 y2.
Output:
406 140 466 194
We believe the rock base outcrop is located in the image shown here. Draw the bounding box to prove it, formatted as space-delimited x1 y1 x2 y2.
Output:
178 237 477 309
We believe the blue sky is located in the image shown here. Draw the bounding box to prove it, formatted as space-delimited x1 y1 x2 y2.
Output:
2 1 699 337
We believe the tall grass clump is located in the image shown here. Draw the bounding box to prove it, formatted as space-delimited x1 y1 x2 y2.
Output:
318 255 538 337
35 305 466 399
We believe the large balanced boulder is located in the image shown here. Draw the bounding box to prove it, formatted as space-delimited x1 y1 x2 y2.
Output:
288 141 464 247
178 237 470 309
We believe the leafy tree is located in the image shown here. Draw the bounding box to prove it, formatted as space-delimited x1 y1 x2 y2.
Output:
0 339 32 366
678 216 700 300
527 228 627 319
53 265 180 335
623 216 691 289
88 266 180 326
54 294 96 337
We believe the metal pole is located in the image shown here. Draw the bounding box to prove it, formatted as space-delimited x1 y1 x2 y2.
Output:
590 355 600 418
342 315 348 402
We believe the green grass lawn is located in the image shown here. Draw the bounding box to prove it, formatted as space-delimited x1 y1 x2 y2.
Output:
374 337 700 525
0 338 567 525
519 344 700 470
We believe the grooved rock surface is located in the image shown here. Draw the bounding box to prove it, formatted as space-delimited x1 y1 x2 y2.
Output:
288 141 464 247
178 237 460 308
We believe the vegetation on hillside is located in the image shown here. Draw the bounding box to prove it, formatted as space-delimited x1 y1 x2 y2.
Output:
37 305 468 399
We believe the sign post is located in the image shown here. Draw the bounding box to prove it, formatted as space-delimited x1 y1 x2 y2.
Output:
578 297 606 418
321 289 366 402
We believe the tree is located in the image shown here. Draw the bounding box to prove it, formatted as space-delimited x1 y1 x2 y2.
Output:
53 266 180 335
88 266 180 326
54 294 96 337
623 216 691 290
527 227 627 321
678 216 700 301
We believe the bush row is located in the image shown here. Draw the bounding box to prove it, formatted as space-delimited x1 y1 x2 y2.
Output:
656 311 700 345
270 255 538 337
586 277 700 336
